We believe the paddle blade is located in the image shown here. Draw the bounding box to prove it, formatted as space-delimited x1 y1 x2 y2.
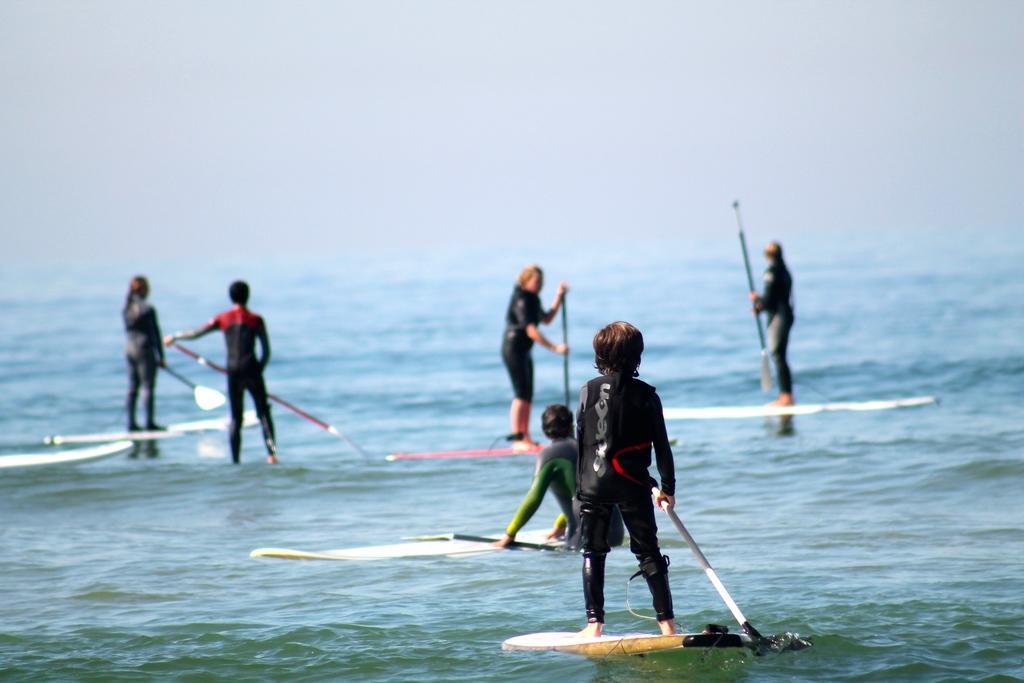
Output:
194 385 226 410
759 352 773 392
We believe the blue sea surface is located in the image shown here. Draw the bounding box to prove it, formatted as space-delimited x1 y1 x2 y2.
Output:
1 228 1022 681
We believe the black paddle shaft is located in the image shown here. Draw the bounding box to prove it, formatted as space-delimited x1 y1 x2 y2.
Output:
734 202 768 350
161 365 198 390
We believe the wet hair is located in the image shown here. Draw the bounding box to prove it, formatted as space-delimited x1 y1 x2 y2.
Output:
765 242 783 260
516 264 543 289
541 404 573 439
593 321 644 376
125 275 149 308
229 280 250 305
129 275 148 296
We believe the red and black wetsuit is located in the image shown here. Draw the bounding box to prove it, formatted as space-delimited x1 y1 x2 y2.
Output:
576 371 676 624
178 306 276 463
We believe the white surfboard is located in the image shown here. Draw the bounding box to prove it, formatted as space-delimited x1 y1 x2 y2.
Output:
0 440 134 470
501 630 755 655
43 410 259 445
251 530 560 561
663 395 938 421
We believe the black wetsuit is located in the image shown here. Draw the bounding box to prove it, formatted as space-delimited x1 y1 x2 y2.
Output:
761 258 794 394
576 372 676 624
180 306 276 463
123 294 164 430
501 285 543 401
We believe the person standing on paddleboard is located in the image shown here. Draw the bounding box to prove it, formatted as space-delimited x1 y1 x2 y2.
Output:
123 275 166 431
502 265 568 451
164 281 278 465
495 404 624 550
576 322 677 638
750 241 795 406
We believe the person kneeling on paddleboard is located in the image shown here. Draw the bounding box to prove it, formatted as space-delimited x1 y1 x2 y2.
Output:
576 322 676 638
164 281 278 465
494 404 623 550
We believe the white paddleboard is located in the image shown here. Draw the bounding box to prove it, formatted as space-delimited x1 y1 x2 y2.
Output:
43 410 259 445
0 440 134 470
502 630 754 655
663 396 938 421
251 530 560 561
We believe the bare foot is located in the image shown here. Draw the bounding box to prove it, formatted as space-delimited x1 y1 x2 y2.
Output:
658 618 677 636
770 393 794 407
511 440 537 453
267 454 279 465
578 622 603 638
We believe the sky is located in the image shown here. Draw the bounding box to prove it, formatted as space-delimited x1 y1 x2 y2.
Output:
1 0 1021 263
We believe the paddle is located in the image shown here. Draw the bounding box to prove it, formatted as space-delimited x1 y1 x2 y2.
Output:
561 292 570 409
169 343 369 457
663 504 812 653
733 200 773 392
663 505 764 641
160 365 226 410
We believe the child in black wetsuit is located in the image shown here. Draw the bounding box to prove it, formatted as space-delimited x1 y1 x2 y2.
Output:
576 321 677 637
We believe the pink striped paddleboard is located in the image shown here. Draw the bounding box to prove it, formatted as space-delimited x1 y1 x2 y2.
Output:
386 445 542 461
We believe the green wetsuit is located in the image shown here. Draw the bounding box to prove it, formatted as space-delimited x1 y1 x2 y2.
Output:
505 439 577 542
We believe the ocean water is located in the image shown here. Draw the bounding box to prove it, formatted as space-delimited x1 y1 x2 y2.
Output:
1 228 1022 681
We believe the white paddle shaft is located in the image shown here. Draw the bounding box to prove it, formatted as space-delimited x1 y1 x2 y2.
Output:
665 507 749 628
